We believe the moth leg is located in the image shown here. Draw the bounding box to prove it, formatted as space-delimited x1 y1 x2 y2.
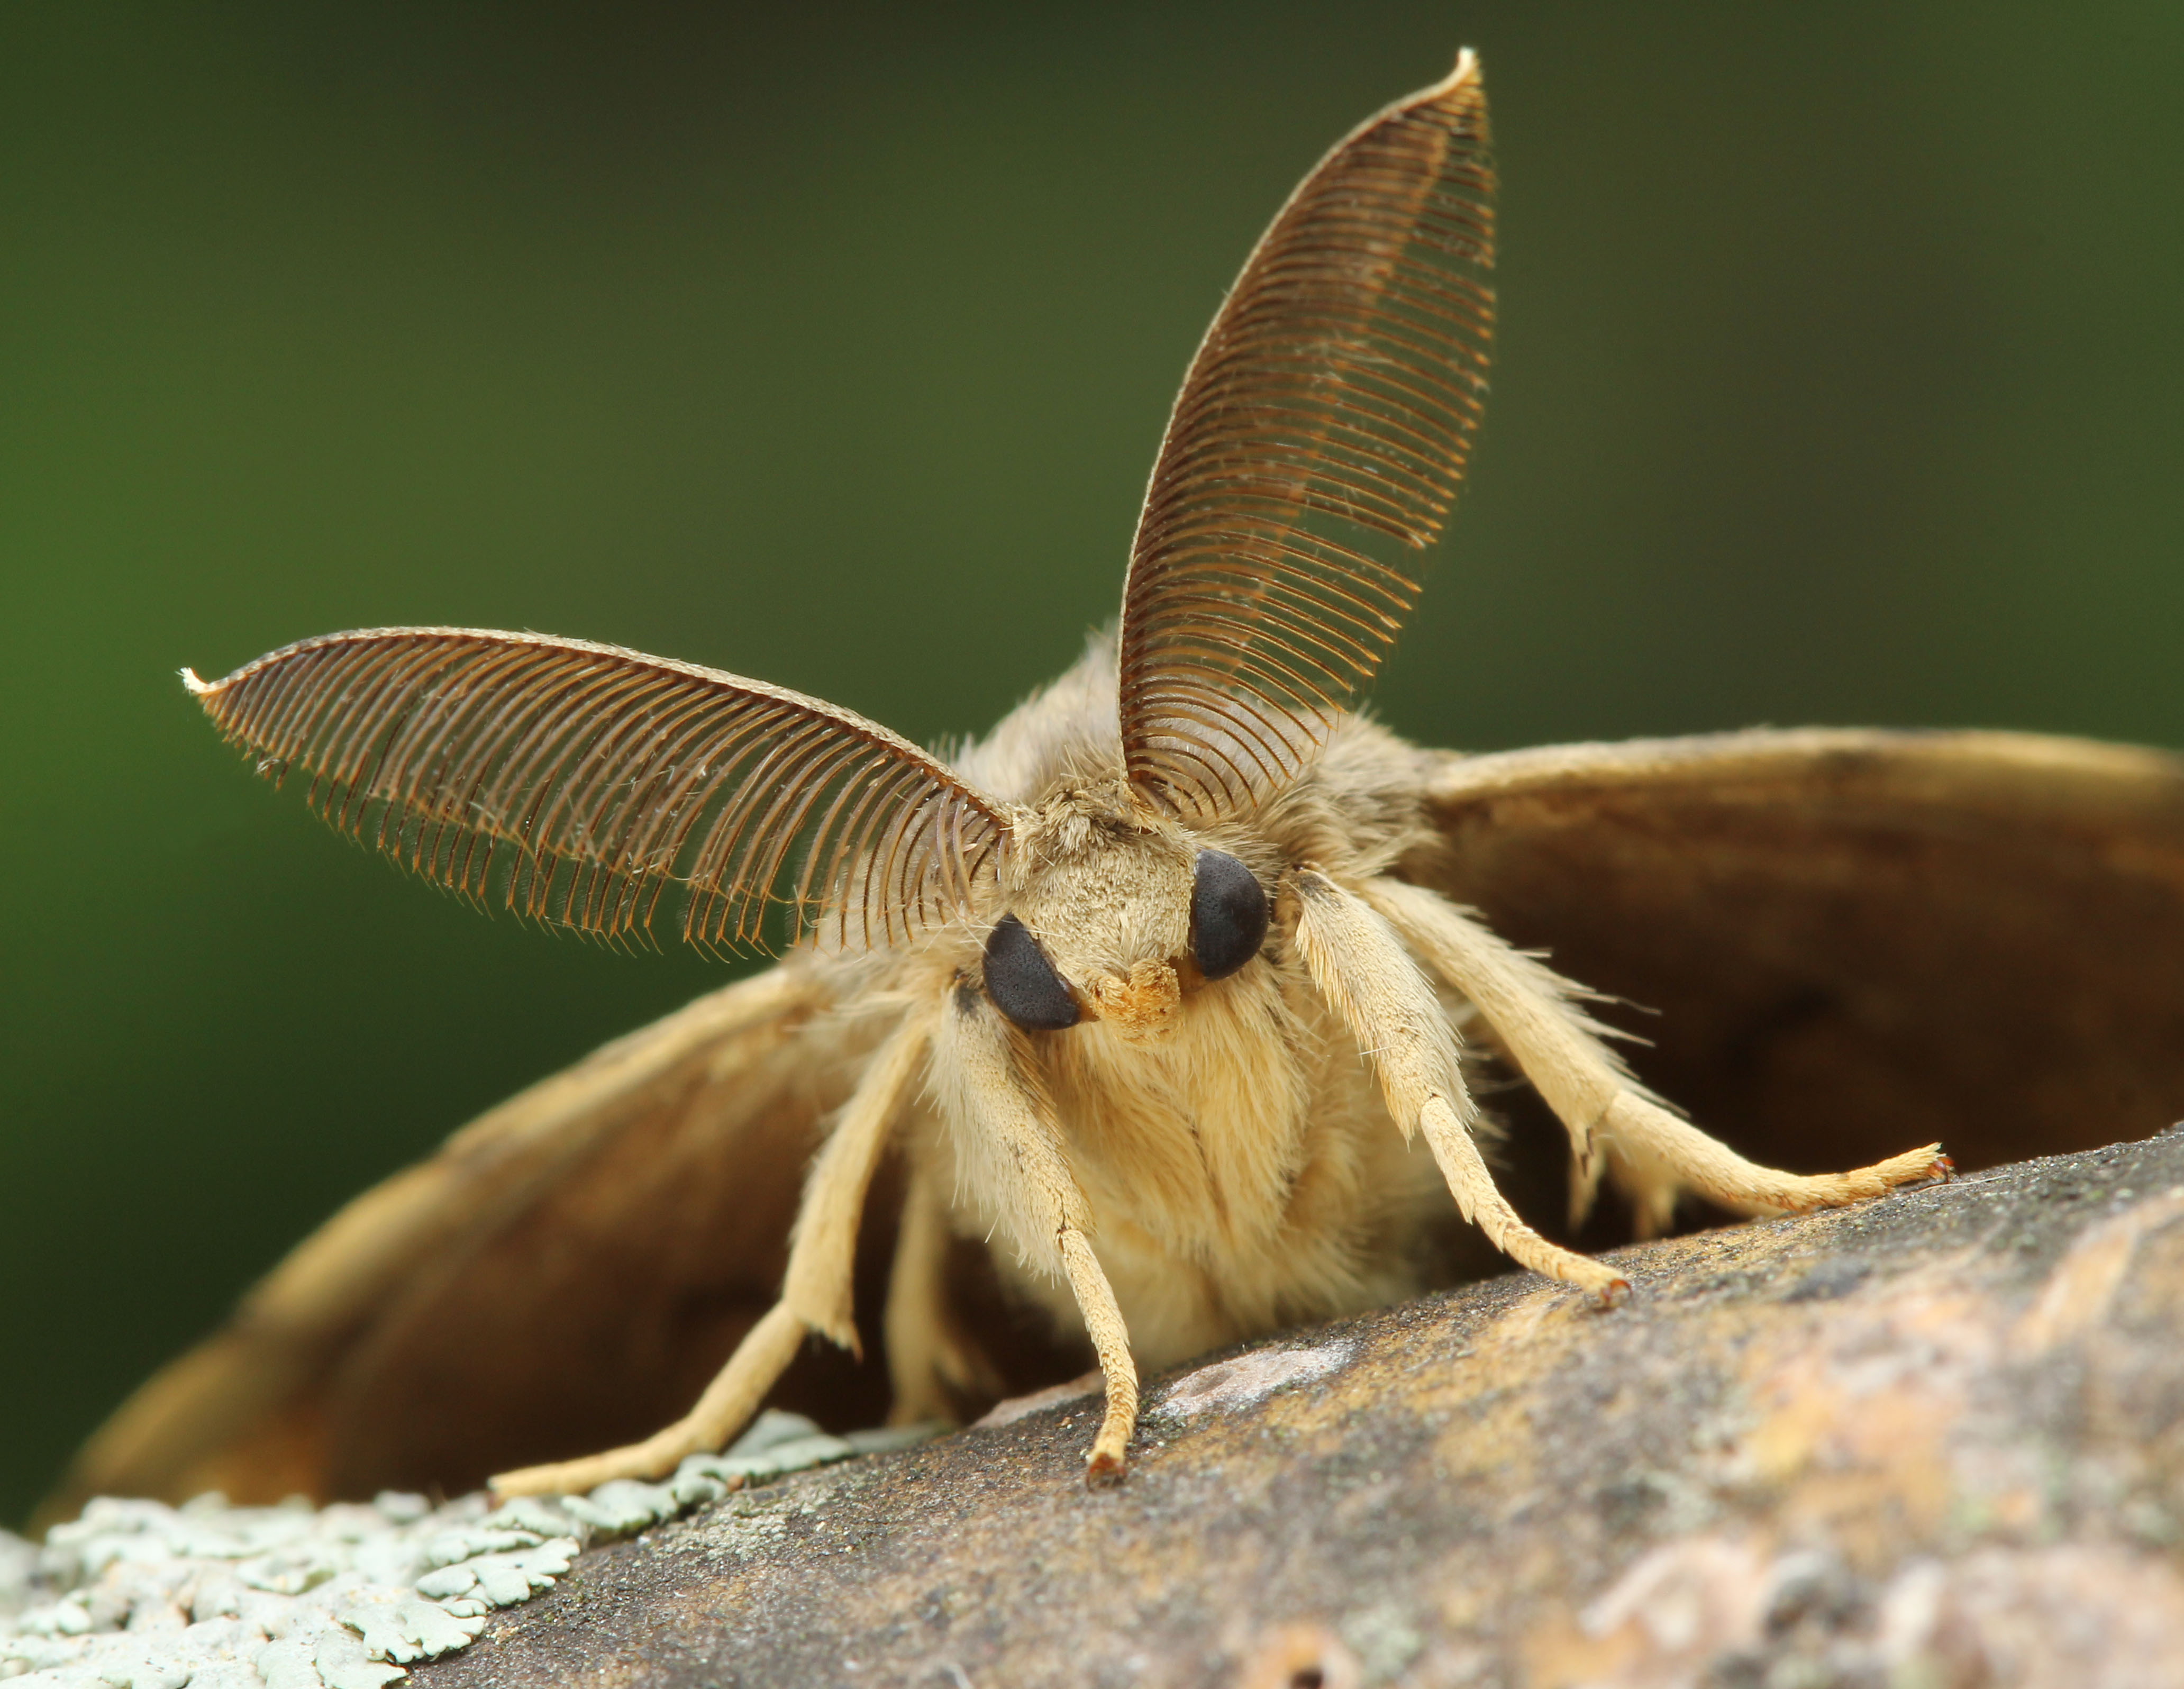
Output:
883 1155 1008 1424
934 978 1139 1484
1288 868 1627 1301
490 1005 932 1498
1360 877 1949 1233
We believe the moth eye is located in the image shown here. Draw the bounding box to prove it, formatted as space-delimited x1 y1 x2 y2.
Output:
1190 850 1269 981
982 914 1081 1031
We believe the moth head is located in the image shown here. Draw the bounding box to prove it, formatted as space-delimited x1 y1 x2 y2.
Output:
180 48 1488 1024
981 784 1271 1043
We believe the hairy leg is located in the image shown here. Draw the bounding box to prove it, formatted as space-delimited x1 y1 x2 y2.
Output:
932 978 1139 1483
1361 877 1948 1233
883 1154 1007 1424
1289 868 1626 1300
490 1005 932 1497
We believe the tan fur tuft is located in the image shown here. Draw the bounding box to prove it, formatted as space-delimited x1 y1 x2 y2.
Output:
1085 959 1183 1042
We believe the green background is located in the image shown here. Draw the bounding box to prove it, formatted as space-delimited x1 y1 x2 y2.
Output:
4 2 2180 1525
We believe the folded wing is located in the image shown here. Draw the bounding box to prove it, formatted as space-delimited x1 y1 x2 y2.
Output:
1416 729 2184 1182
41 967 854 1517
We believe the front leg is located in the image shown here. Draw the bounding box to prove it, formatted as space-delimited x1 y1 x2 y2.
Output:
932 976 1140 1483
1361 876 1948 1232
883 1154 1011 1423
1288 868 1628 1301
491 1003 932 1497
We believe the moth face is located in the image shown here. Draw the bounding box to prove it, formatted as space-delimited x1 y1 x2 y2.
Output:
983 796 1271 1044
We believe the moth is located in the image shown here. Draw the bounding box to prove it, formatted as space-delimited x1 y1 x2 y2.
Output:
48 51 2184 1522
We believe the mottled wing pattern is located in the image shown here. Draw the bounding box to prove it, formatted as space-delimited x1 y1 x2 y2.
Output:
1118 50 1495 819
186 628 1006 954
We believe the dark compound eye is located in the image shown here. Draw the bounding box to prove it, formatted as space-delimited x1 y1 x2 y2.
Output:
1190 850 1269 981
982 914 1081 1030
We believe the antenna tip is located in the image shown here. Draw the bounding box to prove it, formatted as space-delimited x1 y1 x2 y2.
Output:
180 666 213 696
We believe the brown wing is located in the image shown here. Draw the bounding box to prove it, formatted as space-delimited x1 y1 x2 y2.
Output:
1117 51 1494 819
1411 729 2184 1195
38 964 899 1524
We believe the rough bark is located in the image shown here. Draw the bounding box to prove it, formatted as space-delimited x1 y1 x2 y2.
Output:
418 1130 2184 1689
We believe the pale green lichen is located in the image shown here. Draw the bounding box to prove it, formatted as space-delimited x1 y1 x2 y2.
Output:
1 1413 939 1687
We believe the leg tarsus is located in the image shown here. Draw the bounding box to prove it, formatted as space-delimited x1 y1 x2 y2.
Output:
1419 1094 1628 1301
1085 1448 1127 1488
1060 1227 1139 1482
1601 1094 1945 1217
490 1300 805 1497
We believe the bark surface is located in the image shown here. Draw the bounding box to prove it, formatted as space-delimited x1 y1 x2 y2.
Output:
418 1130 2184 1689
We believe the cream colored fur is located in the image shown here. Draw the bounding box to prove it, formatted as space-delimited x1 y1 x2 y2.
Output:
493 639 1941 1497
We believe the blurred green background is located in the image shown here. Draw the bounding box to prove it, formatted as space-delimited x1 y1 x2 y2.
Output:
4 1 2180 1524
